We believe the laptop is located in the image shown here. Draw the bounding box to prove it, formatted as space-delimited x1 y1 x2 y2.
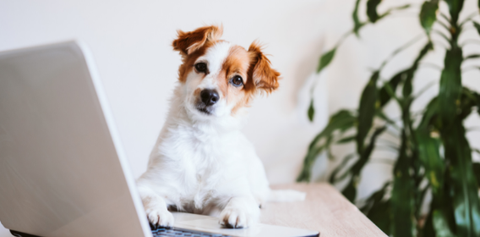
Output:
0 41 319 237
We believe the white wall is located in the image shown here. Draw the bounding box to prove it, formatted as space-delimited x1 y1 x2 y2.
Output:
0 0 332 182
1 0 480 235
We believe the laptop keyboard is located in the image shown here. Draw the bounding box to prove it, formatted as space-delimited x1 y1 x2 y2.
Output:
151 227 232 237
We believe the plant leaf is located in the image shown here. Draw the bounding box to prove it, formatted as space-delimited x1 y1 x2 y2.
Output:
367 200 391 234
308 99 315 122
353 2 411 38
423 201 436 236
415 184 430 218
473 163 480 188
296 145 324 183
436 37 480 235
297 110 356 182
388 43 433 237
441 119 480 236
317 48 337 73
328 153 355 183
379 69 408 107
356 71 379 154
392 61 417 234
336 135 356 144
403 42 434 98
353 0 362 36
308 110 356 150
458 87 479 120
419 97 439 129
465 54 480 60
376 110 398 129
361 182 390 213
477 92 480 117
341 180 357 202
418 87 480 130
379 4 412 19
360 182 391 234
416 105 457 236
403 72 414 99
342 126 386 202
391 131 416 237
438 47 463 124
416 122 444 195
475 22 480 36
419 0 440 35
367 0 381 23
433 210 457 237
319 3 412 75
445 0 465 23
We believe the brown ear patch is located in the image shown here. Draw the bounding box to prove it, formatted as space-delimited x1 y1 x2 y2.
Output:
173 25 223 83
247 42 281 94
172 25 223 55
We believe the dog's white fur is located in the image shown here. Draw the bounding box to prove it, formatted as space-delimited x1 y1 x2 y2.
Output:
136 27 305 229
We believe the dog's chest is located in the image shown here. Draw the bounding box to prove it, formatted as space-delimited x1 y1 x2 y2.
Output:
174 131 245 200
156 124 252 210
182 134 231 182
173 141 221 211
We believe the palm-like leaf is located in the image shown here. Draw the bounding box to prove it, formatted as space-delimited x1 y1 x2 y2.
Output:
299 1 480 236
419 0 440 35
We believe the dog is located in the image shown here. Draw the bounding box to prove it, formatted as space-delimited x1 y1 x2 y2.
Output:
136 25 305 229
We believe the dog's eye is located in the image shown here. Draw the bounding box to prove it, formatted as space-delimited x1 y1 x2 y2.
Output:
230 76 244 87
195 62 208 73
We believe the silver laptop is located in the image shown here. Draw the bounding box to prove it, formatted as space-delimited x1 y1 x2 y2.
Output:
0 41 319 237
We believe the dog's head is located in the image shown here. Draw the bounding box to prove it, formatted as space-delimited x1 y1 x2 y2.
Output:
172 25 280 120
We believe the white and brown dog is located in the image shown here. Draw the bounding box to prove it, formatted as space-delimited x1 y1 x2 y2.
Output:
136 25 305 229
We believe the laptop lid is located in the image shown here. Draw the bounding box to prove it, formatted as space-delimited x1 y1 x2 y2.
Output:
0 41 152 237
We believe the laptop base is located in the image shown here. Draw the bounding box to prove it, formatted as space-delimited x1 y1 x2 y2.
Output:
10 230 40 237
10 228 232 237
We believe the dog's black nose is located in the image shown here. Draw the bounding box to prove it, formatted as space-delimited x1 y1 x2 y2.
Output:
200 89 219 106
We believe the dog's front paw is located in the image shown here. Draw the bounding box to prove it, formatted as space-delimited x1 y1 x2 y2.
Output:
146 209 174 227
219 207 258 229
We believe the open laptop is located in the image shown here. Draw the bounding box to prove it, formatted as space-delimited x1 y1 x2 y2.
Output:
0 41 319 237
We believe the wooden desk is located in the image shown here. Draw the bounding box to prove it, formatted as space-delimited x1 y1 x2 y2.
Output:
262 183 387 237
0 183 387 237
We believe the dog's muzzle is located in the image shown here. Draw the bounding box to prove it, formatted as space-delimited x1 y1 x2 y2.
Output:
196 89 219 114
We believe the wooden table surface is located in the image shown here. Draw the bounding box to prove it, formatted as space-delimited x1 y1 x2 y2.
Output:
0 183 387 237
262 183 387 237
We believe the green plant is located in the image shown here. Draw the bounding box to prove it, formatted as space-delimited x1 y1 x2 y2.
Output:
297 0 480 236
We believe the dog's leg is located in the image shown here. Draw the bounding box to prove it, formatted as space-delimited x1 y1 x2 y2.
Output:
219 196 260 229
137 185 174 227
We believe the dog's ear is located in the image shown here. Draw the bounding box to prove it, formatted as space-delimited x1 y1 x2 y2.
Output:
172 25 223 55
247 42 281 94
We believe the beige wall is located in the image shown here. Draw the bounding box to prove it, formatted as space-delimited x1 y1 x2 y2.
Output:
1 0 480 235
